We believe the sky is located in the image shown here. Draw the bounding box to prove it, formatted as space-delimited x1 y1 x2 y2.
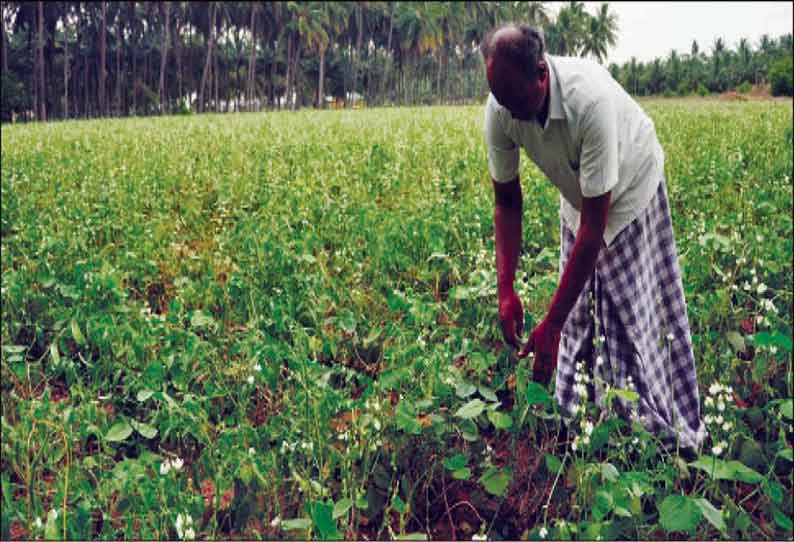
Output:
545 1 794 66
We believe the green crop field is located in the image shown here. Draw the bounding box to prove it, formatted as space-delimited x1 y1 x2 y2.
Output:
1 100 792 541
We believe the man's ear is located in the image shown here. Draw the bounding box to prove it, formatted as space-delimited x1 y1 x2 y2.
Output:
536 59 548 82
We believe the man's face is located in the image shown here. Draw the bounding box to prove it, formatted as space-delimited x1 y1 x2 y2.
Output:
487 57 548 122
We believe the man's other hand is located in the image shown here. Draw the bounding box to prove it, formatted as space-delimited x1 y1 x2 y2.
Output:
519 318 562 386
498 289 525 350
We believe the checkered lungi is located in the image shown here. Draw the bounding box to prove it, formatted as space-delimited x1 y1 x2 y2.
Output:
555 177 707 451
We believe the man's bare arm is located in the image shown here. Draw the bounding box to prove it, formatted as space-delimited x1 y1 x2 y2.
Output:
493 176 525 349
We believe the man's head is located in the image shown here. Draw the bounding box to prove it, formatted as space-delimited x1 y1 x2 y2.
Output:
480 24 548 122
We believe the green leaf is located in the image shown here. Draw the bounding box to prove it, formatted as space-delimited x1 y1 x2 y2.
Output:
659 494 702 533
105 420 133 442
487 409 513 429
130 419 157 439
772 506 793 531
726 331 745 353
450 286 471 300
281 518 312 530
452 467 471 480
545 454 563 474
310 500 339 539
478 385 498 402
355 495 368 510
455 381 476 398
593 490 613 521
71 319 85 346
608 388 639 404
392 494 407 514
395 400 422 435
44 509 60 540
190 311 215 329
455 399 486 419
332 498 352 520
695 498 726 533
136 389 154 402
601 462 619 482
443 454 468 471
777 448 793 462
50 343 61 365
395 534 428 541
764 480 784 504
780 399 793 420
526 382 552 407
2 345 27 354
689 456 764 483
479 467 512 496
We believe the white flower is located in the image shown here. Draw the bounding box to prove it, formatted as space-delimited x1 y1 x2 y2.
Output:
743 282 751 291
717 402 725 412
253 363 262 372
757 283 767 295
715 415 724 425
666 333 674 341
171 457 184 471
705 397 714 408
704 414 713 424
751 267 757 275
184 527 195 540
709 383 721 395
722 421 732 431
270 516 281 528
752 276 758 285
713 444 723 456
770 346 778 355
160 461 171 475
248 447 255 455
583 420 594 436
539 527 548 539
176 514 185 539
472 534 488 541
571 441 578 451
34 517 43 529
582 435 590 445
247 375 255 385
596 355 604 367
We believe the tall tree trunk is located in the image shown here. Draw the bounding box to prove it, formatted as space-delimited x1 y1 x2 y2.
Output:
158 1 170 114
1 3 8 75
317 44 326 108
291 35 301 110
99 1 107 117
36 1 46 121
285 32 293 110
214 31 219 112
175 16 182 107
63 2 69 119
246 4 257 111
198 3 216 113
350 3 363 108
115 14 122 116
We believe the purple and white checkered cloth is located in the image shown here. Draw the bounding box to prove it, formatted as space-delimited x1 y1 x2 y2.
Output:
555 177 707 451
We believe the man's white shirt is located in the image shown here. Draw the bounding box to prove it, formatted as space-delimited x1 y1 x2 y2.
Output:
484 53 665 246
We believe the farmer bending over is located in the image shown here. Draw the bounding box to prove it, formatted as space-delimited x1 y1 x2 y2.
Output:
481 23 706 452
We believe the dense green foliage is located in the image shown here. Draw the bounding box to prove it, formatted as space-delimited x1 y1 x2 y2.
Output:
1 1 792 122
769 55 794 97
1 100 792 540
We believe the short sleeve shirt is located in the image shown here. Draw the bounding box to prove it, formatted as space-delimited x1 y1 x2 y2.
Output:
484 54 665 246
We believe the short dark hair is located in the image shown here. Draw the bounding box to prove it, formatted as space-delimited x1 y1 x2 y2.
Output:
480 23 546 81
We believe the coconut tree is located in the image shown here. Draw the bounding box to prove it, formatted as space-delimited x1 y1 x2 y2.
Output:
581 3 618 64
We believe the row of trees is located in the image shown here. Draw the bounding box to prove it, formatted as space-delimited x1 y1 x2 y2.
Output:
0 1 791 123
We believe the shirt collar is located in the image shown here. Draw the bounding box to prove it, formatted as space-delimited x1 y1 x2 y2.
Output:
543 54 565 127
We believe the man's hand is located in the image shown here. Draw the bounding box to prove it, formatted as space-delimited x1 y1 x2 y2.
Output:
519 318 562 386
498 289 525 350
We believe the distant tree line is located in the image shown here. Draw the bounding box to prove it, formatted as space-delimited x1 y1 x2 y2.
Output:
0 1 791 123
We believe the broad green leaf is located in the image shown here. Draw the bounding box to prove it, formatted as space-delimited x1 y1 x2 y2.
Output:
478 385 498 402
281 518 312 530
526 382 552 407
608 388 639 404
332 498 352 520
487 409 513 429
455 399 486 419
695 498 726 533
658 494 702 533
395 534 428 541
772 506 793 531
2 345 26 354
601 462 619 482
777 448 793 462
688 457 764 483
392 495 407 514
355 495 368 510
545 454 563 474
395 400 422 435
71 319 85 346
443 454 468 471
452 468 471 480
130 419 157 439
479 467 512 496
105 420 133 442
780 399 793 420
50 343 61 365
593 490 613 521
455 381 476 398
763 480 784 504
726 331 745 353
136 389 154 402
309 500 339 539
